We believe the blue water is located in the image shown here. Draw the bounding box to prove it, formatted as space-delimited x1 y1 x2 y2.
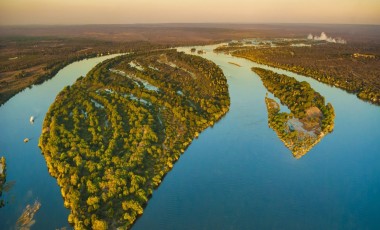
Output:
0 54 120 230
0 44 379 229
132 45 380 229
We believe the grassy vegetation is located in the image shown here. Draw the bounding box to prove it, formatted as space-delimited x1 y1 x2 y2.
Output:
233 43 380 105
39 50 230 229
253 68 335 158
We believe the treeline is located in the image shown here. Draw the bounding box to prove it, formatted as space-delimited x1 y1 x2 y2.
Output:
234 43 380 105
0 156 6 208
0 37 163 106
253 68 335 158
39 50 230 229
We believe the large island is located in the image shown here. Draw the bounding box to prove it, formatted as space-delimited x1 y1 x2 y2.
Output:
39 50 230 229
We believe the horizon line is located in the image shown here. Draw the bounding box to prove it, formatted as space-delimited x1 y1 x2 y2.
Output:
1 22 380 27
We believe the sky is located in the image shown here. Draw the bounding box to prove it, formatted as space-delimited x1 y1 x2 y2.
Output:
1 0 379 25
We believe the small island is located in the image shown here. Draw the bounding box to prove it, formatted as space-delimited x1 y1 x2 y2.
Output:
253 68 335 158
39 49 230 229
0 156 6 208
228 62 242 67
16 200 41 229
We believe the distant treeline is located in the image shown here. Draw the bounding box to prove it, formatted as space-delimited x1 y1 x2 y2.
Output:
233 43 380 105
0 37 164 106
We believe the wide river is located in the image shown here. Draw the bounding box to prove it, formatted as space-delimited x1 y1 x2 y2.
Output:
1 44 380 229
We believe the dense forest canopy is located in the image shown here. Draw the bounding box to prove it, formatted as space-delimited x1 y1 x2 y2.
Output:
39 49 230 229
253 67 335 158
228 42 380 105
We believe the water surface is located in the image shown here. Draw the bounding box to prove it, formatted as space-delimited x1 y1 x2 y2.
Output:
0 54 120 229
133 45 380 229
0 44 379 229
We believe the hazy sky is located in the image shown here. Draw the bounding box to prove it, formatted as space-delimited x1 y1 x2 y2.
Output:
1 0 379 25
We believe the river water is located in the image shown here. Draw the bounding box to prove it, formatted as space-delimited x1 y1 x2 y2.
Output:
133 45 380 229
0 44 379 229
0 54 120 229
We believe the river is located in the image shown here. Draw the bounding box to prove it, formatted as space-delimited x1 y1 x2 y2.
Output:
0 54 120 229
133 45 380 229
0 44 379 229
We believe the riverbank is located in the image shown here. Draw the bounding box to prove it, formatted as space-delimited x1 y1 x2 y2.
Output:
0 54 122 229
0 38 161 106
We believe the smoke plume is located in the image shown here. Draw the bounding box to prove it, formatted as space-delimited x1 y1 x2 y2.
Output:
307 32 346 44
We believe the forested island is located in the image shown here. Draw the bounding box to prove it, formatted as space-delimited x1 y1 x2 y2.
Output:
39 49 230 229
226 42 380 105
252 68 335 158
0 156 6 208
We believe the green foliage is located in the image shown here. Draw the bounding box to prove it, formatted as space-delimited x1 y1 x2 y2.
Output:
233 45 380 105
39 50 230 229
253 68 335 158
0 38 161 106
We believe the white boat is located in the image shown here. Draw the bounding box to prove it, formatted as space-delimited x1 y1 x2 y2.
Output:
24 138 29 143
30 116 34 124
